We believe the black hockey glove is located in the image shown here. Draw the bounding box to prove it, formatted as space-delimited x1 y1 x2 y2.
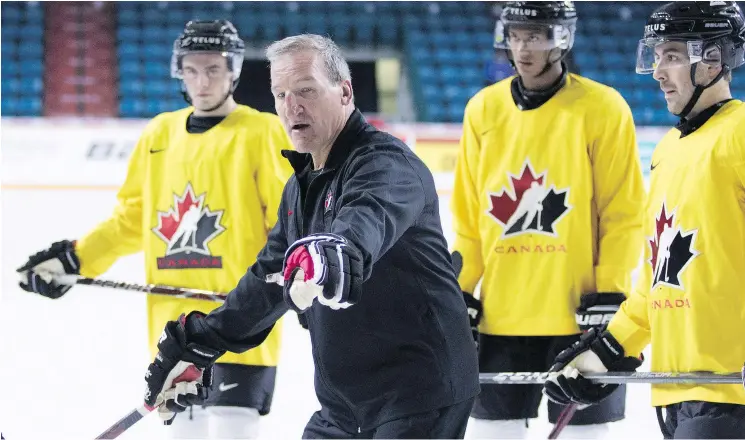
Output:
282 233 363 312
450 251 482 347
544 327 642 406
575 292 626 332
16 240 80 299
463 291 483 347
144 312 224 424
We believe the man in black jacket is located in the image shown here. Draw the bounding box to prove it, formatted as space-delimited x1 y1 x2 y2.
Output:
142 34 480 439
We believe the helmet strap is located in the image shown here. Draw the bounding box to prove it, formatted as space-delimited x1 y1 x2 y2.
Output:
676 62 727 118
537 47 566 76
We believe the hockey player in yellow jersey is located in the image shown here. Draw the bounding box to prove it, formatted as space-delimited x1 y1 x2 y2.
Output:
453 2 645 438
16 20 293 439
544 2 745 438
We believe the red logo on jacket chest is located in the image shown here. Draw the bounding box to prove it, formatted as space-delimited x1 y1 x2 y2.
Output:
324 191 334 213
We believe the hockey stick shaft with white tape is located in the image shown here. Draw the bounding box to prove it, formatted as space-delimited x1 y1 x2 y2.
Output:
55 274 226 303
480 371 741 384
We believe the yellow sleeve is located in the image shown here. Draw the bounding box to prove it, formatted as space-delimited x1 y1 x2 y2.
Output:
727 117 745 187
607 265 652 357
451 97 485 294
75 121 153 277
589 90 646 294
257 116 294 233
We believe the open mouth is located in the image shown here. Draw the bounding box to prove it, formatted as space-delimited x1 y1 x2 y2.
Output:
291 123 310 131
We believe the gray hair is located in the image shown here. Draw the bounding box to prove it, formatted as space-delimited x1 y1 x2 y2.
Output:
265 34 351 85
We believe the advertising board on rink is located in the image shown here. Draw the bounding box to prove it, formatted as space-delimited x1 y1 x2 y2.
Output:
1 117 660 189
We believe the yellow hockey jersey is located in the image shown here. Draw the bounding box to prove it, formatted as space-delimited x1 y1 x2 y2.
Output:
608 100 745 406
452 74 645 336
75 105 294 366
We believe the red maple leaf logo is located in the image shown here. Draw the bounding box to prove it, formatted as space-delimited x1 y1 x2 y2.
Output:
649 204 674 270
488 162 545 225
153 184 203 243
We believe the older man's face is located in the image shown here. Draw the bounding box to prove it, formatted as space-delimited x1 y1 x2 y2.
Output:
270 50 351 154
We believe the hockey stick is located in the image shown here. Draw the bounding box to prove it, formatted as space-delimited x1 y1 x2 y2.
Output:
94 404 155 439
483 372 740 440
55 274 227 303
548 403 577 439
479 371 742 384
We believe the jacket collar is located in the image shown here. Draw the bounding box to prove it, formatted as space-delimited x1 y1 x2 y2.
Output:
281 108 367 175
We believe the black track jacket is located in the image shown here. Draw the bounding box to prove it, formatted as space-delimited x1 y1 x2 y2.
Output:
188 109 480 432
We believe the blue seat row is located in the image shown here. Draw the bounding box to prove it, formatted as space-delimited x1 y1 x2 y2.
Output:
1 97 43 116
120 79 181 96
1 2 44 117
119 98 187 117
2 77 44 94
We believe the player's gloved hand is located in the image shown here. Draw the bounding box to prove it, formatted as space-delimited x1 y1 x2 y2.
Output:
16 240 80 299
450 251 482 347
282 233 363 312
543 327 643 406
575 292 626 332
462 292 482 347
144 312 224 424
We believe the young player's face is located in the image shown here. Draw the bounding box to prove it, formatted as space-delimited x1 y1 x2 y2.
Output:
181 53 232 111
270 51 353 154
507 26 553 78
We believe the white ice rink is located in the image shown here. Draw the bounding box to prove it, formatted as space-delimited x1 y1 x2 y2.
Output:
0 184 661 439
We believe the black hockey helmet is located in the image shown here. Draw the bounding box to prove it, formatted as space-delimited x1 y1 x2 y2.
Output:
494 1 578 53
171 20 246 86
636 1 745 117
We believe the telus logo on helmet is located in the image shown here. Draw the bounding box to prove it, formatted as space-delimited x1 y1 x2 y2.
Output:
645 24 667 32
190 36 223 44
504 7 538 17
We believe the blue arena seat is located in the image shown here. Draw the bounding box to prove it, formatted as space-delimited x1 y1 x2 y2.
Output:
1 1 44 116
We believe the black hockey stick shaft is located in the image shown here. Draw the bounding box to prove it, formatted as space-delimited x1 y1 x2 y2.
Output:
480 371 742 384
55 274 226 303
94 404 154 439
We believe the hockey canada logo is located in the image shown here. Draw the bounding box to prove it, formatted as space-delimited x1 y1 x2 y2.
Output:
487 160 571 238
648 203 699 290
152 183 226 269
